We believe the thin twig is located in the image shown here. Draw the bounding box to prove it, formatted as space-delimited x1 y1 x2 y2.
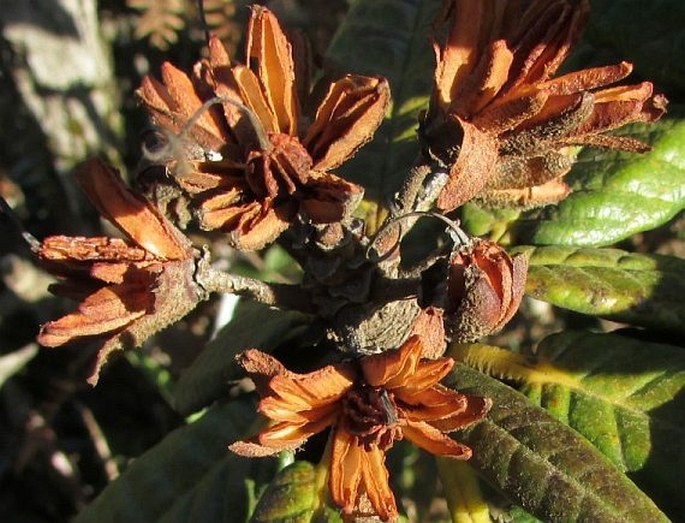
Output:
196 260 314 313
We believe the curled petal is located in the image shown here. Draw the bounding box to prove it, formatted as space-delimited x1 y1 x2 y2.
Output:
38 279 152 347
305 75 390 171
258 406 338 449
436 119 500 212
361 335 423 389
268 363 355 410
39 236 153 264
229 439 288 458
430 394 493 432
329 428 397 521
75 158 191 260
246 6 299 135
402 420 473 458
299 171 363 223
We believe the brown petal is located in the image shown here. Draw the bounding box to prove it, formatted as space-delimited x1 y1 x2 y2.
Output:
330 428 363 516
408 306 446 359
267 363 355 411
433 0 489 108
506 0 588 89
75 158 191 260
86 258 204 385
430 393 493 432
159 62 226 143
402 419 473 458
245 6 299 135
39 236 153 264
232 65 279 134
305 75 390 171
359 443 397 521
393 356 454 396
198 197 294 251
299 171 363 223
38 280 152 347
362 335 423 388
258 407 338 448
539 62 633 95
228 439 287 458
436 119 500 211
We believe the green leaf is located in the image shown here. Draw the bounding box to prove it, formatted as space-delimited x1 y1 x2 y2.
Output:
75 399 275 523
513 245 685 333
435 459 491 523
506 118 685 246
173 301 309 415
326 0 439 205
446 365 669 523
519 330 685 519
250 461 341 523
459 203 522 245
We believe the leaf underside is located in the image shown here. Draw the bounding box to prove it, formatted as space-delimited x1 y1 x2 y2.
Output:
446 365 669 523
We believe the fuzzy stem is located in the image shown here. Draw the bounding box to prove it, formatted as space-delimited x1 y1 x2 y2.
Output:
196 263 314 313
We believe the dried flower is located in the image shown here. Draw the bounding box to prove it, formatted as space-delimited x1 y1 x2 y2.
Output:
138 6 390 250
423 0 667 211
37 158 204 385
229 336 491 521
446 239 528 342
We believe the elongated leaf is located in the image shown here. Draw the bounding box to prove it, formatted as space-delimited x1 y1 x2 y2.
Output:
460 204 522 245
515 330 685 519
173 301 309 415
75 399 273 523
446 365 669 523
507 118 685 246
513 245 685 333
326 0 439 205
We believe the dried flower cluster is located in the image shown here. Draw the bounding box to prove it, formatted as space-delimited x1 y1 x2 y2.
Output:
29 0 666 520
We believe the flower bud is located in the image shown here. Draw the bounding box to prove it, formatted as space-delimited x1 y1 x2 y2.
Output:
446 240 528 342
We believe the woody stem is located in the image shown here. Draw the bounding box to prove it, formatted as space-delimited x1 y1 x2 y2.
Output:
196 263 314 313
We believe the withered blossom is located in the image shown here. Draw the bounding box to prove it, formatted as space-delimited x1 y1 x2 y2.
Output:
446 239 528 342
138 6 390 250
37 158 204 385
229 336 491 521
422 0 667 211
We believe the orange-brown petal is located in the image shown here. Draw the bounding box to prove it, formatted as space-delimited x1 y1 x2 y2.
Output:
329 427 362 515
359 443 397 521
38 282 151 347
268 362 355 411
245 6 298 135
258 407 338 448
402 419 473 458
75 158 191 260
38 236 153 264
430 394 493 432
305 75 390 171
299 171 363 223
361 335 423 388
539 62 633 95
436 119 500 211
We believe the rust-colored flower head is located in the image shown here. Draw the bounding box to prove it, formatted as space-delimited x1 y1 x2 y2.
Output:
446 239 528 342
229 336 491 521
137 6 390 250
422 0 667 211
37 158 204 385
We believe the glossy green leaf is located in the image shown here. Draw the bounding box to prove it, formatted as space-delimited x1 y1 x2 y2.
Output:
326 0 439 205
508 118 685 246
173 301 309 415
519 330 685 519
446 365 669 523
75 399 275 523
513 245 685 333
